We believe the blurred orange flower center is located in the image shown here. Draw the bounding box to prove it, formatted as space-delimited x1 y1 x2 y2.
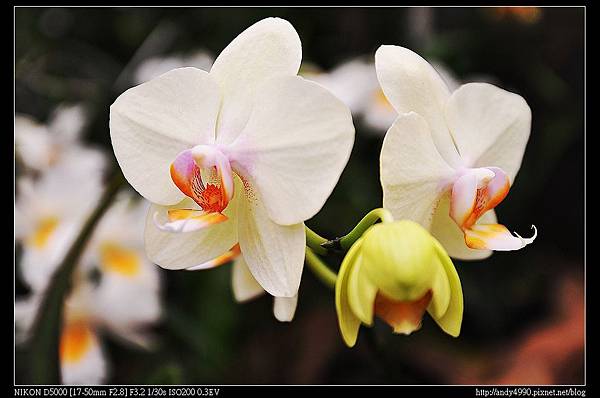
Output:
29 216 59 249
100 243 140 277
60 322 94 364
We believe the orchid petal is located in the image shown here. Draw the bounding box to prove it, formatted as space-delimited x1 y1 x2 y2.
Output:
236 180 305 297
445 83 532 182
229 75 354 225
375 45 461 167
335 238 364 347
93 264 161 333
185 244 240 271
210 17 301 145
273 295 298 322
380 112 455 229
110 68 221 205
347 251 377 326
231 256 265 302
144 197 238 270
428 239 463 337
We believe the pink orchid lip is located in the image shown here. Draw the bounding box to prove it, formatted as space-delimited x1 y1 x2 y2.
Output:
449 166 536 251
170 145 234 215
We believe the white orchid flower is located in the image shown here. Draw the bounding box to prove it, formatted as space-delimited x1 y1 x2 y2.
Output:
109 18 355 300
15 104 105 175
15 195 162 385
377 46 536 260
15 165 105 292
134 49 214 85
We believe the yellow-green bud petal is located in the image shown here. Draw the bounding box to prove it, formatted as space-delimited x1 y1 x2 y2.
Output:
335 239 363 347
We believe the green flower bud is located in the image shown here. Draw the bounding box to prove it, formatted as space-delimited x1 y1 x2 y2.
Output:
335 220 463 347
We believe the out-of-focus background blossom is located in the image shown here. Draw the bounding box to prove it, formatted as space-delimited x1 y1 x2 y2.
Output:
14 7 584 384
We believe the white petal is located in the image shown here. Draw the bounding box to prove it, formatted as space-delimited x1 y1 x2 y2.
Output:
431 61 461 92
92 261 161 329
445 83 532 182
375 45 461 167
236 184 305 297
381 112 455 229
210 17 301 145
48 103 87 142
110 68 221 205
228 75 354 225
144 198 238 270
273 294 298 322
14 115 54 170
429 193 495 260
60 325 108 385
231 256 265 302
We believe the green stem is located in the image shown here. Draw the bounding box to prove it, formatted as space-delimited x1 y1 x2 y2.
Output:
28 171 125 384
304 247 337 289
322 208 394 252
305 225 328 255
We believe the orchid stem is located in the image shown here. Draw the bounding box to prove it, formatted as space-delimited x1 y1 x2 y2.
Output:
305 247 337 289
305 225 328 256
321 208 394 252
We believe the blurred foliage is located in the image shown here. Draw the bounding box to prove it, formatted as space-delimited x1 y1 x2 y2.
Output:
15 7 584 384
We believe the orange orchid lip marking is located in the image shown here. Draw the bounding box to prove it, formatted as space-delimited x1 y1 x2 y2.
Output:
154 209 228 233
185 244 242 271
170 146 234 216
160 145 237 234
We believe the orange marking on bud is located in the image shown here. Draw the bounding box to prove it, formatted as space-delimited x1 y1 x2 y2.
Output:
374 290 433 335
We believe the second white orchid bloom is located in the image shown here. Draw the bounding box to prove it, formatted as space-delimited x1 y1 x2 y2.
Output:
110 18 355 300
377 46 536 260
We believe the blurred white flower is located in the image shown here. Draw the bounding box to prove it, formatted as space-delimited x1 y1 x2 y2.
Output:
304 58 487 135
15 104 105 175
15 194 162 385
15 165 105 292
133 49 214 85
377 45 536 259
110 18 354 303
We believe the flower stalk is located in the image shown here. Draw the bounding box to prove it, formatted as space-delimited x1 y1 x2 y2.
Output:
321 208 394 252
304 247 337 289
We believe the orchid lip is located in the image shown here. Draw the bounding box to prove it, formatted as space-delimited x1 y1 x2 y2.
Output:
153 209 228 233
170 145 235 215
448 166 537 251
